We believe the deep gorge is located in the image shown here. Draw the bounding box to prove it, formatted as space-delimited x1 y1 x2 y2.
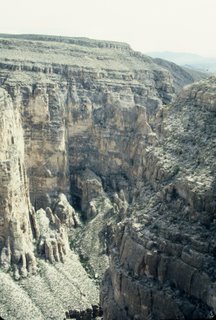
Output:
0 34 215 320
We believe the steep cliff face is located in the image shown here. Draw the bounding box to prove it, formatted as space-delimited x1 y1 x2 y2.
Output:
0 88 36 279
0 34 210 320
101 77 216 320
0 35 204 209
0 89 99 320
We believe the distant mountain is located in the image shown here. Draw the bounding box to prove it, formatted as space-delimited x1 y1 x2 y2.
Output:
147 51 216 73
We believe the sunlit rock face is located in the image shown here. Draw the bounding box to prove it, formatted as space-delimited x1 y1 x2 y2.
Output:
0 35 204 209
0 34 211 320
0 88 36 280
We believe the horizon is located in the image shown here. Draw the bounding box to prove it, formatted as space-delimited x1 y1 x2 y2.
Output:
1 0 216 58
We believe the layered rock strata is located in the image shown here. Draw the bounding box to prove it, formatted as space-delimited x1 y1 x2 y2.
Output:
101 77 216 320
0 88 36 279
0 34 211 320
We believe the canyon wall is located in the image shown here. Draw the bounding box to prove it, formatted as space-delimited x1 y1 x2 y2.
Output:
101 77 216 320
0 34 213 320
0 88 36 279
0 86 99 320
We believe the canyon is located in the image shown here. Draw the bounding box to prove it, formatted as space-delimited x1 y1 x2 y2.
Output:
0 34 215 320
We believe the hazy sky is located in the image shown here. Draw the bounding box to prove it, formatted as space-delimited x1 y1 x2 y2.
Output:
1 0 216 57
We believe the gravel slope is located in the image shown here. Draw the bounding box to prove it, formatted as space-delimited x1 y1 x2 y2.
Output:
0 252 99 320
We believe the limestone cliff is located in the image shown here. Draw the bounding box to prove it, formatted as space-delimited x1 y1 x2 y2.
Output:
0 89 98 320
0 35 204 207
0 88 36 279
0 34 211 320
101 77 216 320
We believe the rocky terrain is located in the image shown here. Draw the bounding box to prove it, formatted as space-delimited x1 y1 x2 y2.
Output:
101 77 216 319
0 34 214 320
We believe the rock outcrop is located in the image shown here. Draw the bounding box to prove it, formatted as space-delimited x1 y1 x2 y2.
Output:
0 34 212 320
0 88 74 280
65 304 103 319
101 77 216 320
0 88 36 280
